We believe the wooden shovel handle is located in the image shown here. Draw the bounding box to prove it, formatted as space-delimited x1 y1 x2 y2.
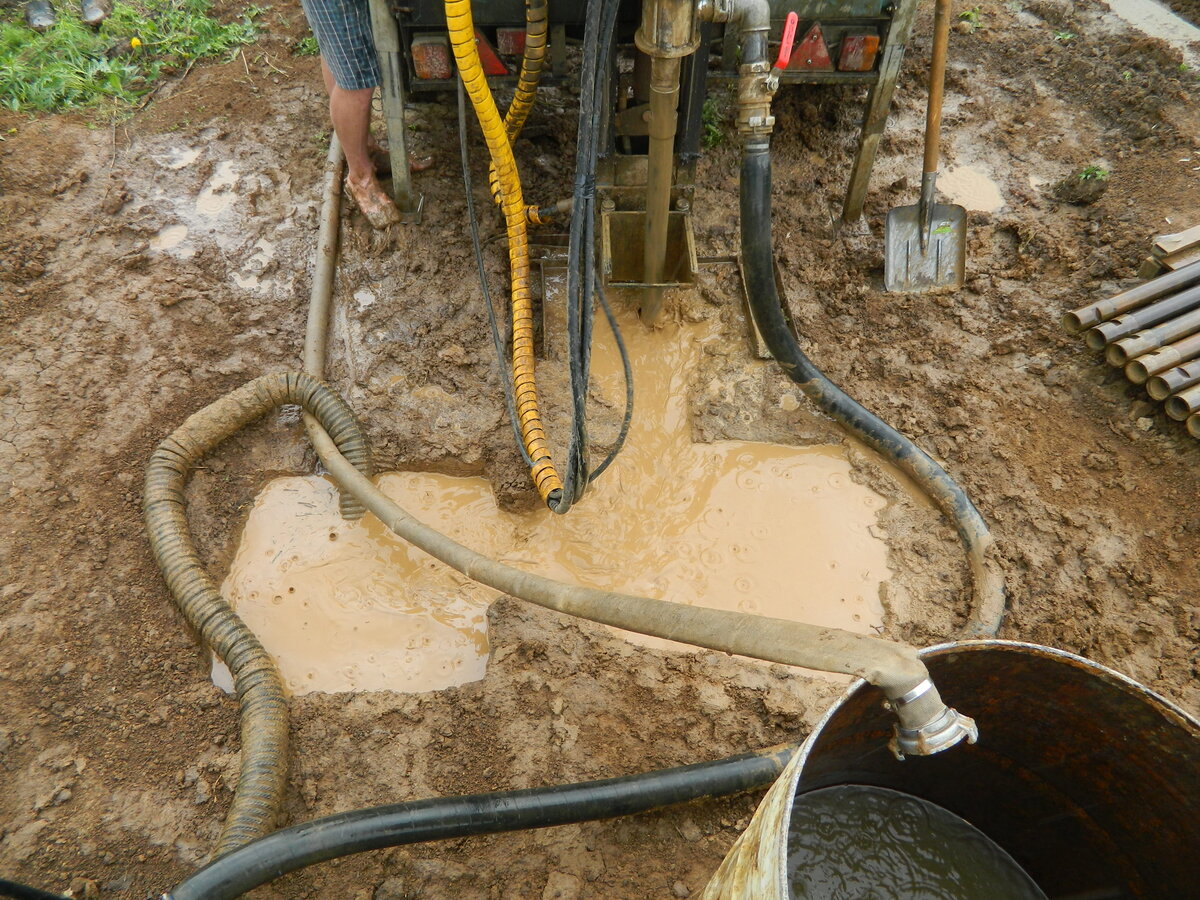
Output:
923 0 953 176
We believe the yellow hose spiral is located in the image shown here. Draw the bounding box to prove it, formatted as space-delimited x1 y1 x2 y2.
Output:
446 0 563 504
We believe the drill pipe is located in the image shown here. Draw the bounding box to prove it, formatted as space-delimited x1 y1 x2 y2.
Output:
1106 306 1200 366
1164 382 1200 421
1064 259 1200 332
1125 332 1200 384
1188 413 1200 439
1148 358 1200 401
1086 283 1200 350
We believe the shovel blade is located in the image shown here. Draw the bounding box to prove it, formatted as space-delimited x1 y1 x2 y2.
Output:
884 202 966 292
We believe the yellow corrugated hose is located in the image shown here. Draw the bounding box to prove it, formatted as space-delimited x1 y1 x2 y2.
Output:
446 0 563 504
488 0 548 213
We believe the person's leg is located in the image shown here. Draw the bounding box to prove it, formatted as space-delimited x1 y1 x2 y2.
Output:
302 0 398 227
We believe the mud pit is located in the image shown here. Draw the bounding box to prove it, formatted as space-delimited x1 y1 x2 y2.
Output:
2 0 1199 896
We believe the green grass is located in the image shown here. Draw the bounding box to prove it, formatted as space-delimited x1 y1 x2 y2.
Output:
1078 165 1108 181
291 35 319 56
701 95 723 149
1053 31 1077 43
958 7 982 32
0 0 262 114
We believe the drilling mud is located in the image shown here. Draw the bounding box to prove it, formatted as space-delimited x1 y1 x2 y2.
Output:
2 0 1200 897
225 309 891 694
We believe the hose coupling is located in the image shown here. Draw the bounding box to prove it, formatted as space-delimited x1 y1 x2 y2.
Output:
736 61 776 137
696 0 735 23
888 704 979 760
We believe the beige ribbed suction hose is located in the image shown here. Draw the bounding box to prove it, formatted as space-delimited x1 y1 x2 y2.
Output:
144 373 372 856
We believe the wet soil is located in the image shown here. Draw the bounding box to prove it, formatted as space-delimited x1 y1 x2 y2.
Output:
2 0 1199 897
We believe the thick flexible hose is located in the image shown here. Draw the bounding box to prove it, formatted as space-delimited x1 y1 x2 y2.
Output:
164 745 794 900
143 373 372 856
488 0 549 206
303 135 373 520
446 0 564 506
739 144 1004 637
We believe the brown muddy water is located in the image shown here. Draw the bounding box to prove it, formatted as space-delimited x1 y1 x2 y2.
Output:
218 310 899 694
786 786 1046 899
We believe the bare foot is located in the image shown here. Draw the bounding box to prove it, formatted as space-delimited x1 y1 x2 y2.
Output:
345 172 400 229
369 146 436 176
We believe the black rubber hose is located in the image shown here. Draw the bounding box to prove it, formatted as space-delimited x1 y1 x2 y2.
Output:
164 745 793 900
0 880 68 900
739 143 1004 636
144 372 373 856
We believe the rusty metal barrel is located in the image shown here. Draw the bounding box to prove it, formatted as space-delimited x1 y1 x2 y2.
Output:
704 641 1200 899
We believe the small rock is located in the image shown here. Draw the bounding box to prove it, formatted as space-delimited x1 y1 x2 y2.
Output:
672 881 691 898
542 872 581 900
1136 417 1154 431
68 877 100 898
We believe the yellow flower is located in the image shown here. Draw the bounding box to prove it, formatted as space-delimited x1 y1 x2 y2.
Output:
130 36 142 49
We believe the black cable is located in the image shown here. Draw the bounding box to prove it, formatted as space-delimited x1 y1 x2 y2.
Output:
458 75 535 469
556 0 628 511
739 139 1003 635
166 745 794 900
0 879 68 900
587 283 634 482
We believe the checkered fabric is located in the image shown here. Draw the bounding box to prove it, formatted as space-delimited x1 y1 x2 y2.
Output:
300 0 381 91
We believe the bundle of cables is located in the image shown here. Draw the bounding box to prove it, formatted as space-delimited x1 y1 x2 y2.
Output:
458 0 632 515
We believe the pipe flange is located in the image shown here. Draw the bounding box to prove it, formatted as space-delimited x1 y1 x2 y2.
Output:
888 706 978 761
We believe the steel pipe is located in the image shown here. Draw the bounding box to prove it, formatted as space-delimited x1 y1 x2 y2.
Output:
1086 283 1200 350
1124 332 1200 384
1164 382 1200 420
1105 306 1200 365
1188 413 1200 438
1063 259 1200 332
640 54 683 324
1147 358 1200 401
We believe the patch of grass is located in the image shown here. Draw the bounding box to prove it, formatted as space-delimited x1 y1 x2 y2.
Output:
292 35 319 56
0 0 261 114
1078 165 1108 181
1121 69 1133 80
958 7 982 32
1053 30 1077 42
701 95 723 149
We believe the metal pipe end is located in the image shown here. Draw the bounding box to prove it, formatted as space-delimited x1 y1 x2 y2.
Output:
1125 358 1151 384
1085 326 1112 350
1147 376 1173 401
1188 414 1200 438
1106 342 1131 366
1061 311 1087 333
1165 395 1192 421
888 706 978 761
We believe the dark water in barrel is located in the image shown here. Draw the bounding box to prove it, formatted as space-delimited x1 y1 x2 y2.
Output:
787 785 1047 899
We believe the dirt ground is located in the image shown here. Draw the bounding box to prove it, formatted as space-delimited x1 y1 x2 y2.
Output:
2 0 1199 897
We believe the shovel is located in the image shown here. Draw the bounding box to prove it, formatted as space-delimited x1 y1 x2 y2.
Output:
884 0 965 292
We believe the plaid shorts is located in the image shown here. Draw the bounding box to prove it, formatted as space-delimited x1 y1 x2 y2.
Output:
299 0 381 91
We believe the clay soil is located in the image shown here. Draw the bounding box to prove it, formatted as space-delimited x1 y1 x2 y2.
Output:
2 0 1199 897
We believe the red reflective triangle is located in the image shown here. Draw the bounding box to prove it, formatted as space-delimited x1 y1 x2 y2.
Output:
787 22 833 71
474 29 509 76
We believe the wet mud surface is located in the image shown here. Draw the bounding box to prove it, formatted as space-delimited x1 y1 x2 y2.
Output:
2 0 1199 897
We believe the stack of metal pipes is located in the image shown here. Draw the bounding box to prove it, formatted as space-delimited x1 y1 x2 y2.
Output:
1062 261 1200 439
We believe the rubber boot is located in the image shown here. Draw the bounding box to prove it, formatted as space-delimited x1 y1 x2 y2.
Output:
24 0 56 32
79 0 107 27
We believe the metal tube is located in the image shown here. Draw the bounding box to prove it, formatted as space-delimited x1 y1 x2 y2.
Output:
1124 333 1200 384
1147 358 1200 401
1106 306 1200 365
1188 413 1200 439
640 54 682 324
1085 283 1200 349
1164 382 1200 420
1063 259 1200 332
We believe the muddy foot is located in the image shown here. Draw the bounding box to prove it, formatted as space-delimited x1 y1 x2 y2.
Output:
345 174 400 229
